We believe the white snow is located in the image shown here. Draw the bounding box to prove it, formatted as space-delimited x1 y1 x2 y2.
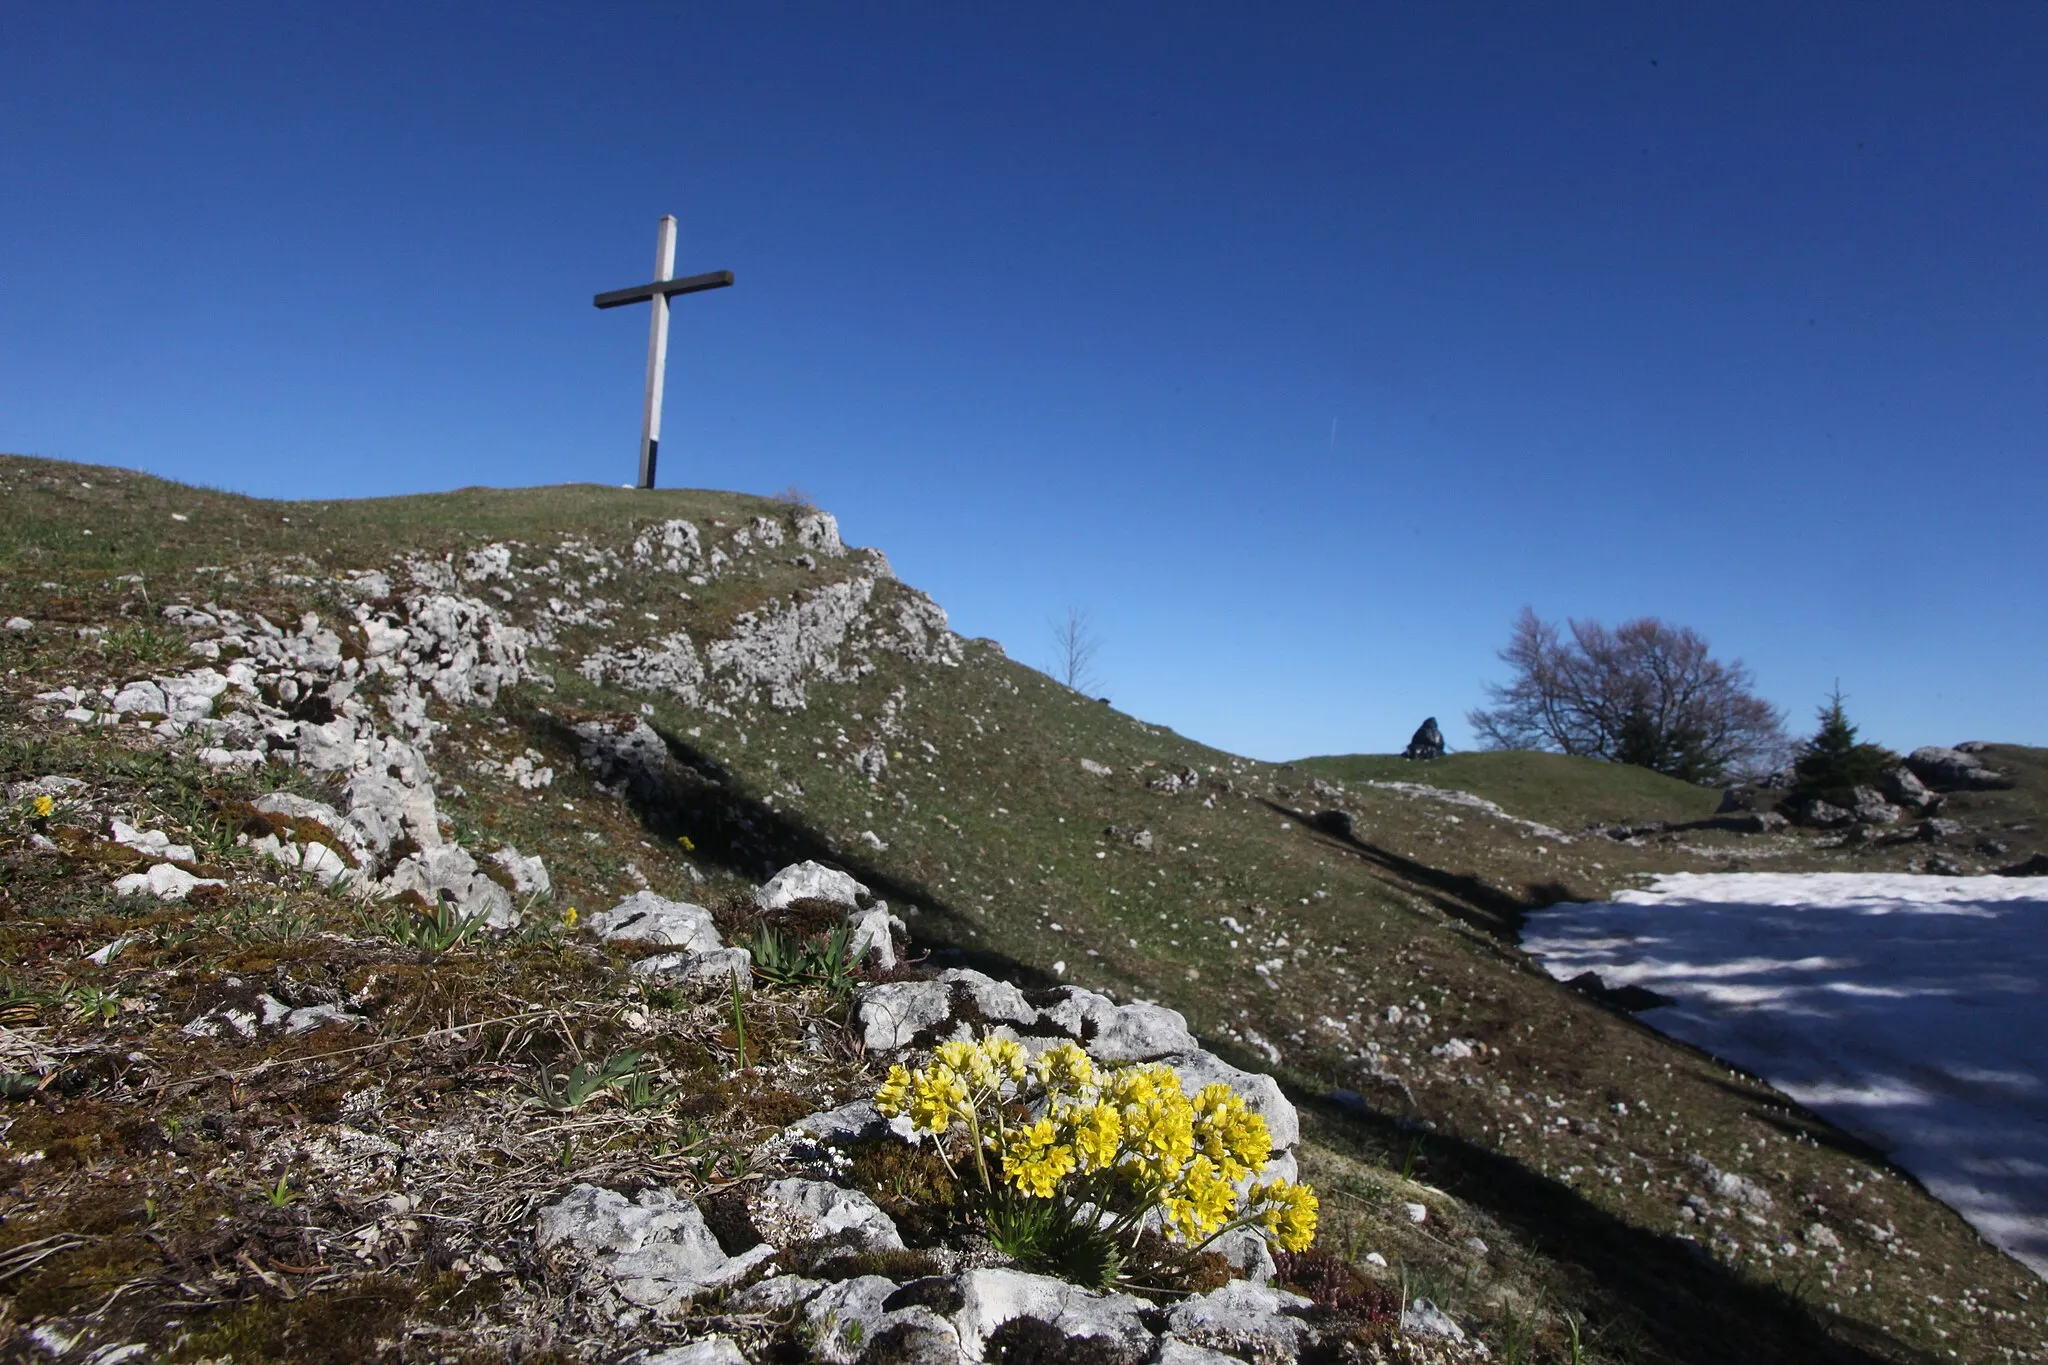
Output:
1522 871 2048 1278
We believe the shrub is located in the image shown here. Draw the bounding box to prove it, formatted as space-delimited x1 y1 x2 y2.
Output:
1787 690 1898 809
869 1032 1317 1286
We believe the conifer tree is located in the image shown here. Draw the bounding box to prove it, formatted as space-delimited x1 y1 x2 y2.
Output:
1788 689 1897 808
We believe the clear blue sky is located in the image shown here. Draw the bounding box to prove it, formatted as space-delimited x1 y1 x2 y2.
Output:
4 4 2043 761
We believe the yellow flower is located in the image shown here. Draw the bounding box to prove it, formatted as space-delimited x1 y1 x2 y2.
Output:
907 1063 968 1135
1000 1117 1076 1198
1254 1179 1320 1253
874 1063 913 1117
981 1035 1028 1083
1034 1041 1094 1093
561 906 579 929
1161 1155 1239 1241
31 795 55 818
677 835 696 851
1066 1102 1122 1172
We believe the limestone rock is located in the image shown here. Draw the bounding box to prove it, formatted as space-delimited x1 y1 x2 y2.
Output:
489 845 551 897
945 1268 1156 1361
846 904 906 969
383 845 518 929
755 1178 904 1252
757 860 868 911
111 820 196 864
1907 746 2012 791
630 948 752 986
628 1339 747 1365
535 1184 773 1317
589 892 721 950
802 1276 959 1363
113 864 223 901
1400 1297 1467 1342
1164 1280 1314 1358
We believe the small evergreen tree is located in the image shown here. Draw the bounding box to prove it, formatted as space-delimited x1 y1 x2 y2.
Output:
1788 689 1897 808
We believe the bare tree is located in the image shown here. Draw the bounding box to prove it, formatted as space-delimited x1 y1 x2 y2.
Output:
1467 608 1787 783
1048 607 1102 694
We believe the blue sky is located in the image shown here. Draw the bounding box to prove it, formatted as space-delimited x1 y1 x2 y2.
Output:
4 4 2043 761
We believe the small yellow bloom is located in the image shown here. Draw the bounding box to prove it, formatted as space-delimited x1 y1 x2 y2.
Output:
907 1064 967 1135
874 1063 913 1116
1066 1102 1122 1172
31 795 55 818
1254 1178 1320 1252
1034 1041 1094 1092
1001 1117 1076 1198
677 835 696 851
562 906 579 928
982 1035 1028 1083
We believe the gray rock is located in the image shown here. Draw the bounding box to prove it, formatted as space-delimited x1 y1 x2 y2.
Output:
802 1275 960 1364
1035 990 1198 1064
1738 810 1790 834
1919 818 1965 840
383 844 518 929
794 511 844 556
1079 758 1114 778
1849 786 1902 825
113 864 224 901
488 845 551 897
630 948 752 986
1150 1339 1245 1365
1907 746 2011 791
1164 1280 1313 1358
1798 798 1852 828
589 892 721 949
756 1178 904 1252
535 1184 774 1317
947 1268 1156 1362
4 616 31 633
724 1274 829 1314
645 1326 764 1362
574 717 675 802
1879 765 1937 811
1105 824 1155 852
758 860 869 911
792 1100 893 1145
1400 1298 1467 1342
846 904 905 969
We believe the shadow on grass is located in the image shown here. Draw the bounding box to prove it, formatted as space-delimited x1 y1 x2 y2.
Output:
535 711 1061 989
1264 799 1557 940
1237 1051 1935 1365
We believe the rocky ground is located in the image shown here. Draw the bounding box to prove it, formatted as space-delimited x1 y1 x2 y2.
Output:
3 454 2045 1363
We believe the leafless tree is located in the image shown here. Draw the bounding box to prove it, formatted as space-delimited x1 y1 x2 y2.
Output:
1048 607 1102 694
1467 608 1788 783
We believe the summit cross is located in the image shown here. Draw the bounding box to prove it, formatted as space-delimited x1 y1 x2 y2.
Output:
594 215 733 489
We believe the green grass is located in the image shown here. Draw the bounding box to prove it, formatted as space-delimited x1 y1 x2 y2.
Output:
1291 750 1725 830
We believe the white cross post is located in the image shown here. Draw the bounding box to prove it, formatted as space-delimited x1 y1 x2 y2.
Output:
594 215 734 489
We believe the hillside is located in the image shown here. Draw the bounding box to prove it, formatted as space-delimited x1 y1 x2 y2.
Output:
2 453 2044 1364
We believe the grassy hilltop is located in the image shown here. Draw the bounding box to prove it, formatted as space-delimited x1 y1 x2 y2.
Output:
2 453 2044 1363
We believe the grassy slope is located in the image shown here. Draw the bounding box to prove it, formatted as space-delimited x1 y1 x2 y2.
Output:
1292 752 1723 831
4 454 2046 1364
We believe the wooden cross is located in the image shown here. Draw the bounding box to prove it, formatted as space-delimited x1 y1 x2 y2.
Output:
594 215 733 489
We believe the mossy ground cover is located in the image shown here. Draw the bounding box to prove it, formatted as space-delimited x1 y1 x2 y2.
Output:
4 454 2046 1362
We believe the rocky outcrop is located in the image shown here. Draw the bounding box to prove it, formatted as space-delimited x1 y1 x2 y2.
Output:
1906 746 2013 791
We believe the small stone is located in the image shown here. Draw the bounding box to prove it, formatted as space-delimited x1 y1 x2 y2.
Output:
113 864 223 901
4 616 32 633
1404 1201 1429 1224
756 860 868 911
1400 1298 1466 1342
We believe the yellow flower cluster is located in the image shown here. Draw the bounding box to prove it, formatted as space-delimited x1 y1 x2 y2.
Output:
871 1032 1318 1253
31 795 55 818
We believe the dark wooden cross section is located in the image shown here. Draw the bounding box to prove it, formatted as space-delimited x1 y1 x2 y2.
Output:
594 215 734 489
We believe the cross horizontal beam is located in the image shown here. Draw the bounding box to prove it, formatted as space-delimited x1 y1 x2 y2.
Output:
592 269 735 310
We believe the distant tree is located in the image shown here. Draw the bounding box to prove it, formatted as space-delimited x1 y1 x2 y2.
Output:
1787 689 1898 808
1048 607 1102 694
1467 608 1787 784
